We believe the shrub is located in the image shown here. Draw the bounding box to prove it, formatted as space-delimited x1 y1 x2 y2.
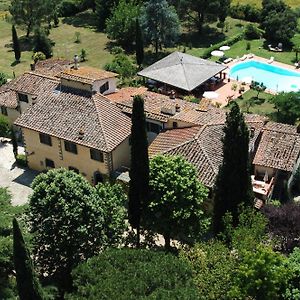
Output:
33 28 52 58
80 48 86 61
230 4 262 22
0 115 10 138
16 154 27 167
58 0 81 17
244 24 262 40
201 33 244 59
32 52 46 63
74 32 81 43
0 72 7 86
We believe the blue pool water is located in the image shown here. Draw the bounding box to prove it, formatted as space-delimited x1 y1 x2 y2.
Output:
229 60 300 92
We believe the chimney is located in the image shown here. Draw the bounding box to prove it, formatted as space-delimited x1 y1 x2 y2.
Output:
175 103 180 112
78 128 84 139
74 54 79 70
32 96 37 105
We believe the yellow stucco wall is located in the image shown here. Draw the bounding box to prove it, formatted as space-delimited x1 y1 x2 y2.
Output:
112 137 131 170
23 128 112 183
1 108 20 124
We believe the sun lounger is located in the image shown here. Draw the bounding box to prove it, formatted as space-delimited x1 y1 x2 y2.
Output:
240 55 247 61
247 53 254 59
224 58 233 64
295 62 300 69
267 56 274 64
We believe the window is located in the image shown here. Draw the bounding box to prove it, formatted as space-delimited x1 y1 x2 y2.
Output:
69 166 79 174
39 133 52 146
146 122 161 134
90 149 104 162
64 141 77 154
18 93 28 103
45 158 55 168
173 122 178 128
99 81 109 94
1 106 7 116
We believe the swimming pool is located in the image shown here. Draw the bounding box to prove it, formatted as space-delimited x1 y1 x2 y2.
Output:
229 60 300 92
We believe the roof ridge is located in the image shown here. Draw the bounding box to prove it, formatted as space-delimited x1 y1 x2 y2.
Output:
92 94 109 152
26 71 59 82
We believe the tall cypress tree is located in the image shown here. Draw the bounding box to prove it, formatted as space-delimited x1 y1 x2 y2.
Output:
128 95 149 247
12 25 21 62
135 18 144 67
213 102 253 234
13 218 44 300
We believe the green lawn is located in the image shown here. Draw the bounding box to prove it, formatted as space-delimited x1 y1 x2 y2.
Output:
232 0 300 8
0 11 113 78
232 89 275 116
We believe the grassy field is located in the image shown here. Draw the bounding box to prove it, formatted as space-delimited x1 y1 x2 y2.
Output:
232 0 300 7
0 11 113 78
232 89 275 116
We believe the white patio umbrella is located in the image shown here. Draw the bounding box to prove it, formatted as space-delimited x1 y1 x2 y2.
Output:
211 50 224 57
219 45 230 51
203 91 219 99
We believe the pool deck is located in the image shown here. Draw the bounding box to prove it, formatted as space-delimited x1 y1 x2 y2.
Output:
210 55 300 107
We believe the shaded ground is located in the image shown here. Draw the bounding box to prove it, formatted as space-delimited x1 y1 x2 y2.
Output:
0 143 38 206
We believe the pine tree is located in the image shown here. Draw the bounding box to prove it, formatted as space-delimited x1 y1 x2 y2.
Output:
13 218 44 300
213 102 253 234
12 25 21 62
128 95 149 247
135 18 144 67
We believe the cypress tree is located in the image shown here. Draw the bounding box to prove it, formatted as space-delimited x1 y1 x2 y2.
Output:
11 126 18 158
13 218 44 300
128 95 149 247
12 25 21 62
135 18 144 67
213 102 254 234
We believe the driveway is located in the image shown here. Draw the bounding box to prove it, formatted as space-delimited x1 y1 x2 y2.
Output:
0 142 38 206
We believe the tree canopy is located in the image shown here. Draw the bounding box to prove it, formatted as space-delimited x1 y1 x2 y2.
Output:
28 169 127 291
144 155 209 249
105 0 140 49
67 248 199 299
140 0 180 54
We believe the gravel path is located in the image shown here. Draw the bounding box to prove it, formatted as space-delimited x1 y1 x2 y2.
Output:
0 142 38 206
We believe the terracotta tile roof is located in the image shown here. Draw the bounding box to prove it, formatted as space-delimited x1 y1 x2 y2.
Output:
0 90 18 109
34 58 72 77
149 117 266 188
107 87 200 123
2 72 59 96
253 122 300 172
60 66 118 85
15 87 131 152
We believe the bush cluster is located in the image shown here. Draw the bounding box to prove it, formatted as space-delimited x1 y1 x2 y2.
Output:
230 4 262 22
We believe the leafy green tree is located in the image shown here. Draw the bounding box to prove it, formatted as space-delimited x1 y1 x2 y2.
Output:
144 155 209 249
140 0 180 54
33 28 53 59
270 92 300 125
213 102 253 234
128 95 149 247
261 0 297 44
105 0 140 49
9 0 50 37
13 218 44 300
228 245 290 299
250 81 266 98
28 169 126 292
12 25 21 62
104 52 137 79
285 248 300 300
181 240 236 300
67 248 199 299
135 18 144 67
